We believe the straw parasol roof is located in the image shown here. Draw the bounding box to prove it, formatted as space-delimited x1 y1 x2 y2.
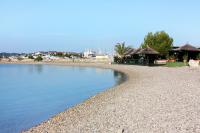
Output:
124 46 159 57
172 44 200 52
125 48 135 57
131 48 142 55
136 47 159 55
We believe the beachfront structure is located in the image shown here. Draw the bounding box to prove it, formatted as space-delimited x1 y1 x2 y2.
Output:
169 44 200 61
117 46 159 65
136 47 159 64
83 49 96 58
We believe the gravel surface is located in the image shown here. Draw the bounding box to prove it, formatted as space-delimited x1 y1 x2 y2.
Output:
22 64 200 133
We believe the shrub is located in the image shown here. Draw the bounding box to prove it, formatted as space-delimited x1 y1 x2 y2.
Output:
183 54 188 61
17 57 23 61
34 56 43 62
56 52 65 57
28 55 34 59
169 55 176 60
196 53 200 60
114 56 124 64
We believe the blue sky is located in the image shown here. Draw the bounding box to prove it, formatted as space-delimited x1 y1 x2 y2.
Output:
0 0 200 53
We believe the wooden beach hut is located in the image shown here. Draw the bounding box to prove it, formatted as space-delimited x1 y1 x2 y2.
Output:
123 47 159 65
124 48 136 64
124 48 135 57
135 46 159 65
170 44 200 61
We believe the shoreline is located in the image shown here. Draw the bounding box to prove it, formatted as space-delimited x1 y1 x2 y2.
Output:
1 62 134 132
1 62 200 132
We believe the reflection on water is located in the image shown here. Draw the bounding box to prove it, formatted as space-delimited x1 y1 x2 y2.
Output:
113 71 127 85
76 66 87 72
35 65 43 73
27 65 44 74
95 68 108 74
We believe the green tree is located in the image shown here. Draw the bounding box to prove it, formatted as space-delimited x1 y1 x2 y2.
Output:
17 56 23 61
114 42 130 63
115 42 129 58
141 31 173 58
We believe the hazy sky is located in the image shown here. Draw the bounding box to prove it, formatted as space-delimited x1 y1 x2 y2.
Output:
0 0 200 53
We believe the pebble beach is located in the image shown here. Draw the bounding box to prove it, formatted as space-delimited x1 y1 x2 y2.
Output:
4 63 199 133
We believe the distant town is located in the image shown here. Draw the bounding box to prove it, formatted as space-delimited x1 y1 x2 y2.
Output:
0 49 112 63
1 31 200 67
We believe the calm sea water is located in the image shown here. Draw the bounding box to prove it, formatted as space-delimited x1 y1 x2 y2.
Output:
0 64 125 133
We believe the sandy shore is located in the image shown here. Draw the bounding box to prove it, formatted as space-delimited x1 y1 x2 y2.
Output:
2 62 200 132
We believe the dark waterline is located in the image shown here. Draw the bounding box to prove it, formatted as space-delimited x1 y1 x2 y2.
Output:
0 64 126 133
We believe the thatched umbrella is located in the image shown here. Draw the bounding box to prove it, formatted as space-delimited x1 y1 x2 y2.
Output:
130 48 142 55
135 47 159 65
124 48 135 57
171 44 200 61
136 47 159 55
172 44 200 52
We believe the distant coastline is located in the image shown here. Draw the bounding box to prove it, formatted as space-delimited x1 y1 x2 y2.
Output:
0 58 112 64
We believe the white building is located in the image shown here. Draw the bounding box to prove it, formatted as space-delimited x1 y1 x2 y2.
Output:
83 49 96 58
